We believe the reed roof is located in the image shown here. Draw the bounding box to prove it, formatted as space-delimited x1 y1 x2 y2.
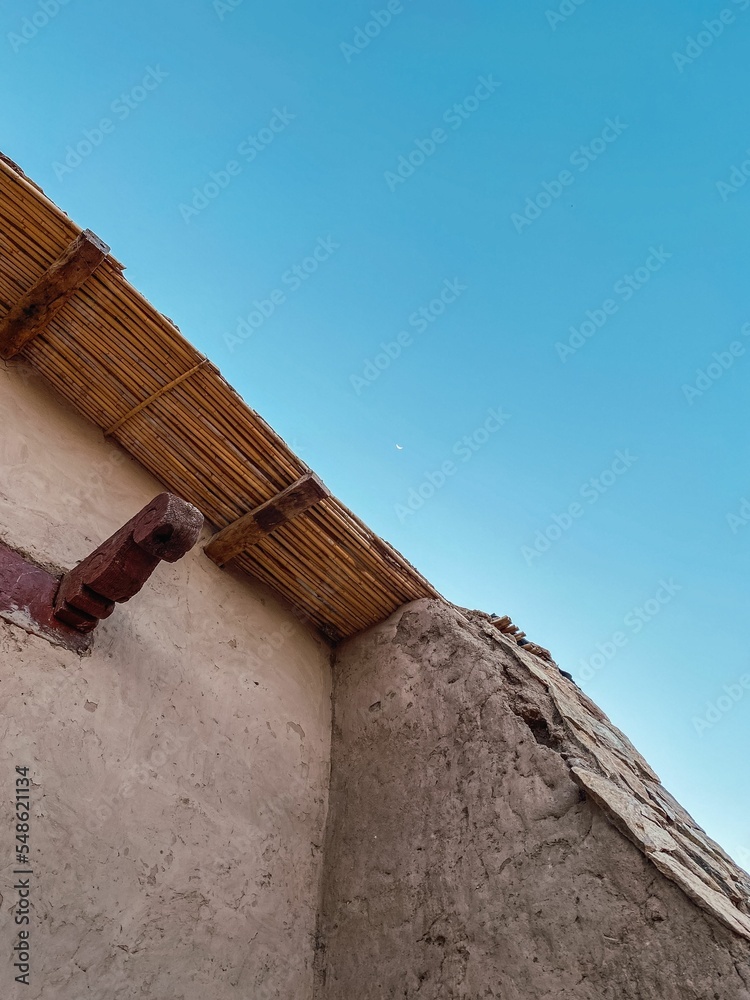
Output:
0 154 440 641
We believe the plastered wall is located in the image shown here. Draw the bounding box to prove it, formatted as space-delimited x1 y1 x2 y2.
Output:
317 599 750 1000
0 362 332 1000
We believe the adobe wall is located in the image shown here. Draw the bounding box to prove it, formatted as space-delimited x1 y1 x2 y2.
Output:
0 362 332 1000
317 599 750 1000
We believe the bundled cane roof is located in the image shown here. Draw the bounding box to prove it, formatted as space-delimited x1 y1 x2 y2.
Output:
0 154 439 641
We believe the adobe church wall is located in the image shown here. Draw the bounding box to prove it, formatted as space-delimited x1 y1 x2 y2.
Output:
317 598 750 1000
0 363 332 1000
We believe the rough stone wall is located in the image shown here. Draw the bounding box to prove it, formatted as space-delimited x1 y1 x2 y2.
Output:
317 599 750 1000
0 363 332 1000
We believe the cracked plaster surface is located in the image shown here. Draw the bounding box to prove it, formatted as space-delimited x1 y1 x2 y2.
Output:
316 599 750 1000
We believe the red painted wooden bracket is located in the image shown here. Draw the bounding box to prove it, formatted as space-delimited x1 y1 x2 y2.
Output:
54 493 203 632
0 542 92 653
0 493 203 651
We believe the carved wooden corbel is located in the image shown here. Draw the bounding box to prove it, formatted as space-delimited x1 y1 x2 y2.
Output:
0 493 203 651
53 493 203 632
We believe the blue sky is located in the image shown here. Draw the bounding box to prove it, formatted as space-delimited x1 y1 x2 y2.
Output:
2 0 749 864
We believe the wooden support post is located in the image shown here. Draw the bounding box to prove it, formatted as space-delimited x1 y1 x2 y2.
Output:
0 229 109 359
205 473 330 568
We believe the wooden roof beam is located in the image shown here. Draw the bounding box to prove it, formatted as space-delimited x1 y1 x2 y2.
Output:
204 473 330 568
0 229 109 359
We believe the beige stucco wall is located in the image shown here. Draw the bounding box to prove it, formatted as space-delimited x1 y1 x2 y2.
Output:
0 362 332 999
317 599 750 999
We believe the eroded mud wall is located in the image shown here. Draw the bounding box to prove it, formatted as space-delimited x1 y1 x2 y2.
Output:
317 599 750 1000
0 363 332 1000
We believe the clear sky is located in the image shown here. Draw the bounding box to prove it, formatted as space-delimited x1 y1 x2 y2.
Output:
2 1 749 865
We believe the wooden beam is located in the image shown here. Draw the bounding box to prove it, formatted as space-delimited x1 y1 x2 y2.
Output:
0 229 109 359
492 615 512 629
205 473 330 568
104 358 211 436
